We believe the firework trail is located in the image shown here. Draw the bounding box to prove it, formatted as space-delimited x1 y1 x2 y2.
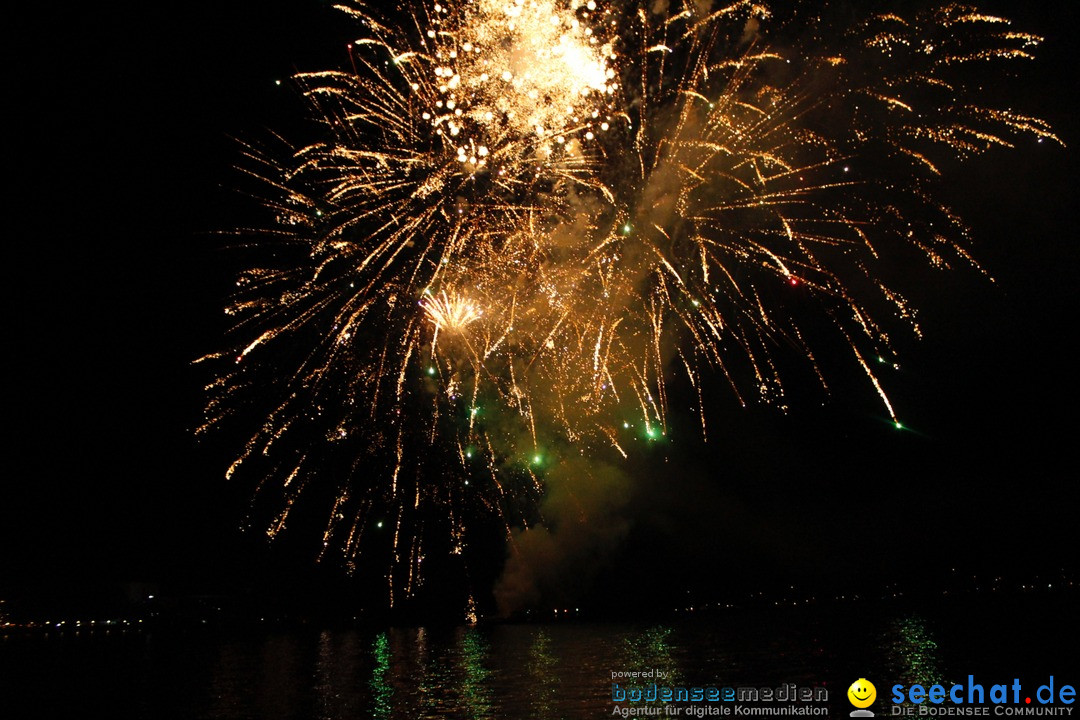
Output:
199 0 1059 607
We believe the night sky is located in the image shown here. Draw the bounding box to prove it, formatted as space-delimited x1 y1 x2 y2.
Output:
6 0 1079 615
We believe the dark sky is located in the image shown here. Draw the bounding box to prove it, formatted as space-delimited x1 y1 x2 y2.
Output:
6 0 1079 611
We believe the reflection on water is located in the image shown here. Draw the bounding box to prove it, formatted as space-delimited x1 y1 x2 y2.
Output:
620 626 680 684
4 603 1068 720
197 618 945 718
370 632 392 719
882 615 946 691
460 630 495 719
527 631 558 718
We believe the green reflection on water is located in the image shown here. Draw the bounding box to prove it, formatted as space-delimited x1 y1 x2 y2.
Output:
459 628 495 719
883 615 947 703
623 626 681 681
528 630 559 719
617 625 682 709
370 632 393 720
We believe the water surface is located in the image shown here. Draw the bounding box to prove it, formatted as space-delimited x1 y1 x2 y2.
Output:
2 600 1074 719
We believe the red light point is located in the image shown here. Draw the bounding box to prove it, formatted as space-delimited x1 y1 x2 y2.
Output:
789 277 798 286
1026 699 1031 705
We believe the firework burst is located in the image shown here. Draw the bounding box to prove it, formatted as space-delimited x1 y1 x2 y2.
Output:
199 0 1059 605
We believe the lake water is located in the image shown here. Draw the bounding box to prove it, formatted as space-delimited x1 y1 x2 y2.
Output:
1 598 1075 719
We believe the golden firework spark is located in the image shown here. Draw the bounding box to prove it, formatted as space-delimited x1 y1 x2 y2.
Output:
200 0 1060 604
422 290 484 331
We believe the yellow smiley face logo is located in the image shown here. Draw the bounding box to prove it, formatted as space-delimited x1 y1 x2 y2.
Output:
848 679 877 708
